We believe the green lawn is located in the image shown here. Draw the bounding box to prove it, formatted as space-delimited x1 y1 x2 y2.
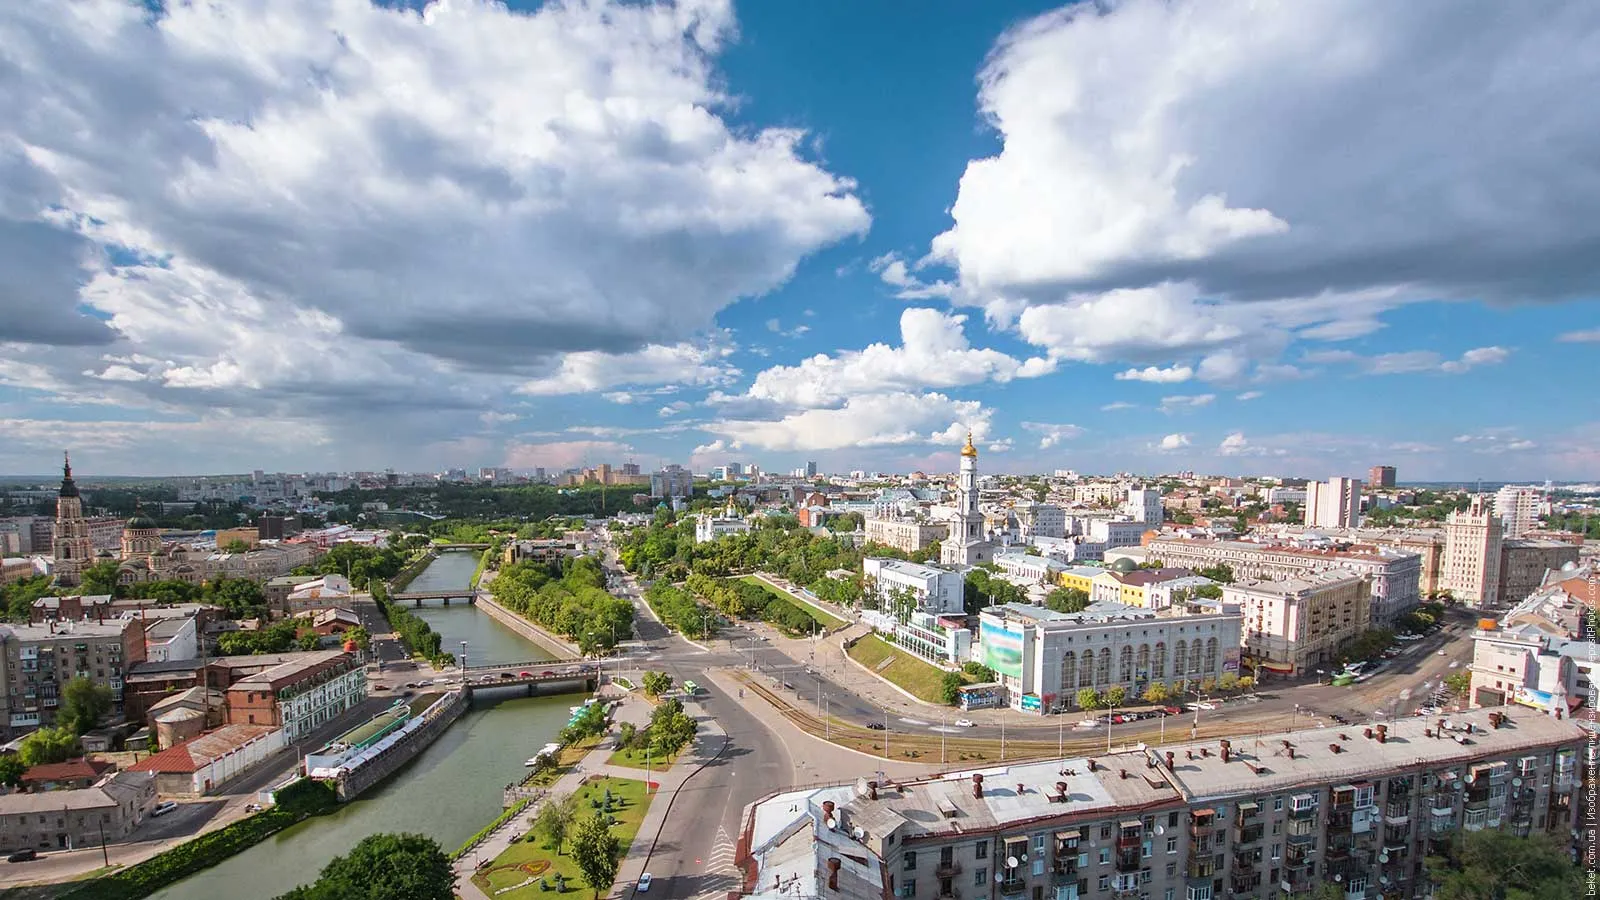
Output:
472 776 653 900
846 634 949 704
605 745 682 771
740 576 847 629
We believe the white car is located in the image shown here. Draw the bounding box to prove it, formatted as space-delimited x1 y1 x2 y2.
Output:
1078 718 1102 728
636 873 653 894
953 719 975 728
151 801 179 817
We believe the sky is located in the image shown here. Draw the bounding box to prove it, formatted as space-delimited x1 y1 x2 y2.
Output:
0 0 1597 481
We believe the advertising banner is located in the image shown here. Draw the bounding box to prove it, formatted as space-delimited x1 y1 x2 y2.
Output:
1223 648 1241 674
980 619 1024 678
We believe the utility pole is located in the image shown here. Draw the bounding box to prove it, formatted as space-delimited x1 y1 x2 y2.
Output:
941 712 947 765
1058 716 1064 758
1000 719 1006 761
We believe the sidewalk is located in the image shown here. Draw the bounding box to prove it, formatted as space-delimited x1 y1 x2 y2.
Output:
453 698 729 900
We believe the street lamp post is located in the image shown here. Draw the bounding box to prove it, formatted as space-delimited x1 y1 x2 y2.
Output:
941 711 947 765
884 708 891 760
1000 719 1006 762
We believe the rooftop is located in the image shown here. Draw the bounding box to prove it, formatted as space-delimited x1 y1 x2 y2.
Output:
0 771 153 814
131 725 280 774
1155 706 1586 800
1225 570 1367 596
985 600 1162 627
227 650 354 692
0 619 131 642
864 557 952 580
21 757 112 785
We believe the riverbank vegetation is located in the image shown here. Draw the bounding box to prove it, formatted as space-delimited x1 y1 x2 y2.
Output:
371 584 452 665
63 779 338 900
489 556 633 655
274 832 454 900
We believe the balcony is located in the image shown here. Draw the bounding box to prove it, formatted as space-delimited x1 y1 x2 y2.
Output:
935 862 961 878
1286 843 1315 866
1051 863 1077 885
1234 847 1262 868
1186 858 1216 879
1189 836 1214 858
1382 801 1409 825
998 878 1026 899
1236 822 1264 844
1114 849 1141 874
1230 872 1263 893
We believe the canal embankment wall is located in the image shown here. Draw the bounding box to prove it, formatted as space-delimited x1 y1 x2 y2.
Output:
388 548 440 593
336 689 469 801
473 593 582 658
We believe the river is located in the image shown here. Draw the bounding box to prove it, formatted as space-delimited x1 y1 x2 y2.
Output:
151 552 567 900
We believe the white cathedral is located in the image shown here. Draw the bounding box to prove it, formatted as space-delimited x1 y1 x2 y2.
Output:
940 432 994 566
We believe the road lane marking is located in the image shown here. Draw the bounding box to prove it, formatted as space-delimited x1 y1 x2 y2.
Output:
899 718 930 726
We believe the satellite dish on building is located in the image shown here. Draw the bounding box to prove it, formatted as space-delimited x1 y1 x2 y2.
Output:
1154 825 1164 836
1453 780 1464 790
994 875 1004 884
852 826 865 840
1019 853 1028 862
1006 857 1019 869
1512 777 1523 787
1333 874 1343 883
1379 852 1389 863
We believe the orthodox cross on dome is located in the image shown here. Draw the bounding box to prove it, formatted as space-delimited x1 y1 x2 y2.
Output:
961 431 978 457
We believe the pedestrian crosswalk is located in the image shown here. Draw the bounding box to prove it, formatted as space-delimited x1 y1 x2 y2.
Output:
692 826 739 900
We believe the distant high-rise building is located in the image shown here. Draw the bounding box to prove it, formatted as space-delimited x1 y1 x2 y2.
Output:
726 462 743 477
804 460 818 478
1367 465 1396 489
1124 485 1164 527
620 462 640 477
650 465 694 499
1493 486 1541 538
1304 477 1362 529
1442 495 1503 607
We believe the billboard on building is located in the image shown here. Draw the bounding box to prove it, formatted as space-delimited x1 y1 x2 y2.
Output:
980 619 1024 678
1223 648 1241 674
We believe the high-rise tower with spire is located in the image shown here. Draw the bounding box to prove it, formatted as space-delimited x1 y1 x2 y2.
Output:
52 451 93 587
941 432 993 566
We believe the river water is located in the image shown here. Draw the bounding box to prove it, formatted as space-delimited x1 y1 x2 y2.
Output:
151 552 568 900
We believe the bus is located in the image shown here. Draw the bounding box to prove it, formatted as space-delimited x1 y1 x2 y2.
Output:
1331 673 1357 687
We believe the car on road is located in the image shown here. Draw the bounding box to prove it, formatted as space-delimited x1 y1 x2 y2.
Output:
1162 706 1183 716
1437 649 1448 655
519 671 533 677
564 666 582 674
7 850 38 863
541 670 556 676
151 801 179 817
636 873 653 893
1078 718 1102 727
372 684 390 691
499 671 516 679
481 675 498 683
865 721 886 730
953 719 975 728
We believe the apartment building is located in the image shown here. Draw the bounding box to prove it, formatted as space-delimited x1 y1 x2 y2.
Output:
1305 477 1361 529
1493 486 1541 539
649 465 695 499
1125 487 1164 527
866 517 949 554
1496 539 1580 608
0 618 145 738
1088 568 1208 609
1223 573 1371 676
1368 465 1397 489
0 771 157 852
1441 497 1502 607
978 602 1241 712
993 553 1071 586
738 708 1585 900
1143 538 1419 625
1011 504 1067 540
223 650 366 741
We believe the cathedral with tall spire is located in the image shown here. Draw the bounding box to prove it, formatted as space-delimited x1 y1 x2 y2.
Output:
941 432 993 566
52 452 93 587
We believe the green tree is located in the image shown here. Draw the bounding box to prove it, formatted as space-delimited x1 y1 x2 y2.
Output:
1218 672 1240 692
570 811 620 898
1194 563 1234 584
221 539 251 553
940 671 964 705
1104 686 1126 708
2 575 57 621
275 832 454 900
79 559 122 597
0 753 24 788
641 671 673 698
535 792 579 855
60 676 112 735
1444 670 1471 698
1199 677 1218 694
1076 688 1103 711
1141 683 1169 704
961 662 996 682
1427 830 1579 899
342 625 371 651
18 726 78 766
1043 587 1090 614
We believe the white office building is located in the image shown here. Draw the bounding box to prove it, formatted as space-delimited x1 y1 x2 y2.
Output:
1124 486 1164 526
1494 486 1542 539
862 558 965 617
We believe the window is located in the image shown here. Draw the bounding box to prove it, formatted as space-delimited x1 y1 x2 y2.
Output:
1142 841 1152 859
1273 797 1284 812
899 881 916 897
974 868 987 887
1166 838 1177 854
1033 834 1045 853
1165 890 1175 900
1165 863 1176 877
1099 824 1111 839
976 841 988 859
1097 876 1109 892
905 852 918 871
1167 811 1179 828
1098 848 1110 865
1270 843 1281 861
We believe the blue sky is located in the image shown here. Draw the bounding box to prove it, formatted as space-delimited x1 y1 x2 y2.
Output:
0 0 1597 480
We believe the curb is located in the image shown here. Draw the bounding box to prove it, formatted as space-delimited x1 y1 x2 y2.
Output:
707 668 929 768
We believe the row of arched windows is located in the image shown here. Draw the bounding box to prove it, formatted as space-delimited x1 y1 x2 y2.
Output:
1058 638 1221 693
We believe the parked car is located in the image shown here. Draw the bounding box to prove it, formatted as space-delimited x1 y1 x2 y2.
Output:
541 670 556 676
151 801 179 817
636 873 653 893
371 684 390 691
7 850 38 863
1162 706 1183 716
953 719 975 728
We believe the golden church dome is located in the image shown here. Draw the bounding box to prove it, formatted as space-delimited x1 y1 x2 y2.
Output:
960 431 978 457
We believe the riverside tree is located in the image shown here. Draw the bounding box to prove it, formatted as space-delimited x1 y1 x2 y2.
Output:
273 832 453 900
570 811 620 899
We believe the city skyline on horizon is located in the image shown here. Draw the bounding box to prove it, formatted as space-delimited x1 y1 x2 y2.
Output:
2 1 1598 481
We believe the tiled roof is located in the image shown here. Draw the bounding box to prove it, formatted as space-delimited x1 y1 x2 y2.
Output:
130 724 278 774
22 757 111 784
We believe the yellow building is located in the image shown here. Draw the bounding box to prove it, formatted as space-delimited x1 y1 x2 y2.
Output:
1055 565 1102 594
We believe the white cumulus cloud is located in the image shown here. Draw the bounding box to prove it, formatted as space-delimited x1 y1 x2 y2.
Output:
1157 433 1191 451
1021 422 1085 450
1115 364 1193 384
